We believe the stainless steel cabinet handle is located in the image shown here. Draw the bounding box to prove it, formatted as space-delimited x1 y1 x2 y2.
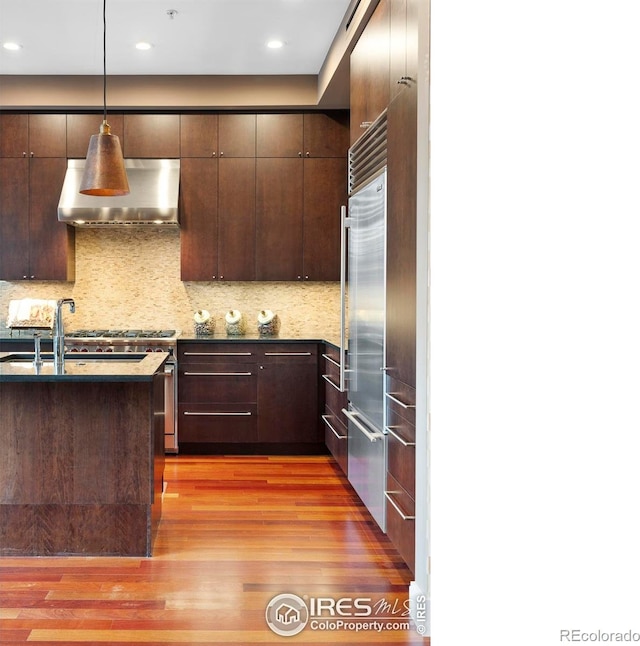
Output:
342 408 384 442
321 353 341 368
183 411 252 416
384 492 415 520
184 371 252 376
385 425 416 447
264 352 312 356
183 352 253 356
385 392 416 409
321 415 347 439
322 374 341 392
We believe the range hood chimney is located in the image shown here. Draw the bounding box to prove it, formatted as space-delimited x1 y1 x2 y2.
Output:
58 159 180 226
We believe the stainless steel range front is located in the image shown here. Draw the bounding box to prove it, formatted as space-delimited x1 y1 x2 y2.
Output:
65 329 179 453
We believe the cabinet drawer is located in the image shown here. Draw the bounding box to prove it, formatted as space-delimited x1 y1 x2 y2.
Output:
178 403 257 443
258 343 317 362
322 406 348 476
323 362 347 425
387 406 416 498
322 343 343 365
385 472 415 573
178 364 257 403
385 376 416 426
179 343 258 364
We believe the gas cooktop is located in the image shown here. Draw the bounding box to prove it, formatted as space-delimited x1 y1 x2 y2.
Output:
66 329 177 339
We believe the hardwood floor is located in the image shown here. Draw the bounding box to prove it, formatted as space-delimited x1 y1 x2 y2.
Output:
0 455 428 644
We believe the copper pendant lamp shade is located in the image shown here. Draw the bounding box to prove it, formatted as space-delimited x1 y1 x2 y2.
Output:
79 0 130 196
80 121 129 196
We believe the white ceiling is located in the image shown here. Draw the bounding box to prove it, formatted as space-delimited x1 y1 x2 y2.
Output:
0 0 352 76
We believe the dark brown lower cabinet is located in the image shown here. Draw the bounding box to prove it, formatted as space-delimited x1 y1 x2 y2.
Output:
177 342 322 454
385 376 416 573
321 344 348 475
257 344 319 443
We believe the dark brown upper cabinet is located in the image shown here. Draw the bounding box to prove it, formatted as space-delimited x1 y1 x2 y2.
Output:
180 114 219 158
0 114 66 158
256 114 303 157
303 112 349 158
179 157 219 281
66 113 125 158
0 157 74 281
390 0 419 102
350 0 391 144
255 157 304 280
0 114 28 157
123 114 180 158
218 114 256 157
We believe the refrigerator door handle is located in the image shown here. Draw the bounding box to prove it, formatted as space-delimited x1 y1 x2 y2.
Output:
342 408 385 442
339 205 349 393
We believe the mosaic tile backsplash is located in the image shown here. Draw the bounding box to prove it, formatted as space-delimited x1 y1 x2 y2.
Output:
0 228 341 341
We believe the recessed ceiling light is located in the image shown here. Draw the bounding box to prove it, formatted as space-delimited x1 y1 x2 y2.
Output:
135 42 153 51
266 40 284 49
3 42 22 51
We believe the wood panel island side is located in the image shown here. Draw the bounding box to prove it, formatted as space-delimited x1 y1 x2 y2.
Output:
0 352 167 557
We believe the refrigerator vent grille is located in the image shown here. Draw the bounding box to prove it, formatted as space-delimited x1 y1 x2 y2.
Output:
349 110 387 194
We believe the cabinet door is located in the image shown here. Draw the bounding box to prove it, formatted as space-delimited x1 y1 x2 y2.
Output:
0 114 28 157
180 114 218 157
350 0 390 144
28 114 67 158
255 158 303 280
257 345 319 443
123 114 180 158
386 83 417 388
0 158 30 279
28 158 73 280
218 114 256 158
66 113 125 158
303 112 349 158
389 0 419 102
180 158 219 280
218 158 256 280
302 158 345 281
256 114 303 157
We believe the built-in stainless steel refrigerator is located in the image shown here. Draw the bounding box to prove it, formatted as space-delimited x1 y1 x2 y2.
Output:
344 167 387 532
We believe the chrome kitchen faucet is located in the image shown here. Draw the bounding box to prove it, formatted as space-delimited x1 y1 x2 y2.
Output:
53 298 75 372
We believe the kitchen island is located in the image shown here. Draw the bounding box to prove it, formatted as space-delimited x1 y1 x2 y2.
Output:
0 352 167 557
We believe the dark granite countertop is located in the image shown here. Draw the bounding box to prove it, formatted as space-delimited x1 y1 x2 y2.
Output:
179 333 323 343
0 351 168 382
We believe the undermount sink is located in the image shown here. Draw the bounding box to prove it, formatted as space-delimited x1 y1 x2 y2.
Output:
0 352 148 364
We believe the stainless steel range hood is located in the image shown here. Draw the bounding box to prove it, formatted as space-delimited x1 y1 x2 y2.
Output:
58 159 180 226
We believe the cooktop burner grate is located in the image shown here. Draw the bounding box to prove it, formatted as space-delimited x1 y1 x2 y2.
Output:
66 329 177 339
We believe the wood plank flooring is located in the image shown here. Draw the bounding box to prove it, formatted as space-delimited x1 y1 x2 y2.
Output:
0 455 428 644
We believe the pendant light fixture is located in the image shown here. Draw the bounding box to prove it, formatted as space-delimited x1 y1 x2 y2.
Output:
79 0 129 196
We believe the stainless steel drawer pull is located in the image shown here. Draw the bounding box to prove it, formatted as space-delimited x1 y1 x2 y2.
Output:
183 352 253 356
184 371 252 376
384 491 415 520
321 353 341 368
321 415 347 440
385 426 416 447
342 408 384 442
322 374 342 392
183 411 252 416
264 352 312 356
385 392 416 409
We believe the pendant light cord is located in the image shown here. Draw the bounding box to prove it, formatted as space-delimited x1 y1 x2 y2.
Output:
102 0 107 123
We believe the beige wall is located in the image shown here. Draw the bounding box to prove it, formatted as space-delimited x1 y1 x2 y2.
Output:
0 75 349 110
0 228 341 342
